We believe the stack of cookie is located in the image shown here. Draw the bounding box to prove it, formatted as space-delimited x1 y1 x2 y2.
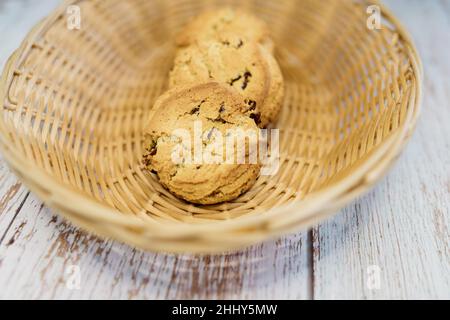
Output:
143 8 284 205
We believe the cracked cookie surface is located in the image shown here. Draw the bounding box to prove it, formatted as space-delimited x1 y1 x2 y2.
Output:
169 40 269 127
176 8 273 52
170 40 284 127
143 82 261 205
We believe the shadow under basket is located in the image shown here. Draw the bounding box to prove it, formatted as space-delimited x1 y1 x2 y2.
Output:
0 0 422 253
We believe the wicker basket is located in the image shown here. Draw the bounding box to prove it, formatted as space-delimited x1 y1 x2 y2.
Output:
0 0 422 253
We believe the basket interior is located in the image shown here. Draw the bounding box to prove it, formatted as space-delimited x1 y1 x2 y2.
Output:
1 0 415 224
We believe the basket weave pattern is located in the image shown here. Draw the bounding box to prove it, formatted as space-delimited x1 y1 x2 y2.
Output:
0 0 421 253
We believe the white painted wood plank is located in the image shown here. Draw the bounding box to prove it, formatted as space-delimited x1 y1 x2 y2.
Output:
0 193 309 299
0 158 29 243
312 0 450 300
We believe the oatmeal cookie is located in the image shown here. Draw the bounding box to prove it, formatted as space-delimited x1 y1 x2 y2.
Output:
143 82 261 205
259 45 285 126
169 40 269 127
176 8 273 52
170 40 284 127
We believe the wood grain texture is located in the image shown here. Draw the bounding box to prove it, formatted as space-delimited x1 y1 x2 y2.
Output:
312 0 450 300
0 0 448 300
0 194 309 299
0 161 29 246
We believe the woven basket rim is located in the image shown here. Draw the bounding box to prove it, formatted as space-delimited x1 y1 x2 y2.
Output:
0 0 423 247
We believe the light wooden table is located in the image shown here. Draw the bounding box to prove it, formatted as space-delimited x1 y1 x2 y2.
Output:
0 0 448 300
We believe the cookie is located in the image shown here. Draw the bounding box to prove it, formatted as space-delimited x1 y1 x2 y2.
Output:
258 45 285 126
176 8 273 52
170 40 284 127
142 82 261 205
169 40 269 127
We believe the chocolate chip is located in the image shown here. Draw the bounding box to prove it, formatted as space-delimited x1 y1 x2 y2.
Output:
207 116 231 125
189 100 206 115
189 106 200 115
245 99 257 111
250 112 262 125
142 158 151 166
229 74 242 86
145 138 158 157
242 71 252 90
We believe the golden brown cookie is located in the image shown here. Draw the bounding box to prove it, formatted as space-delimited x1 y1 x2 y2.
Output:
259 45 285 126
143 82 261 205
176 8 273 51
169 40 284 127
169 40 269 127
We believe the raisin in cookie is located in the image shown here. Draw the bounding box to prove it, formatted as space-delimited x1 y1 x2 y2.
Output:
143 82 261 205
176 8 273 52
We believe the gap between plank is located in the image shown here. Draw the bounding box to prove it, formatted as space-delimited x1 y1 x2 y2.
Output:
307 229 315 300
0 192 30 245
